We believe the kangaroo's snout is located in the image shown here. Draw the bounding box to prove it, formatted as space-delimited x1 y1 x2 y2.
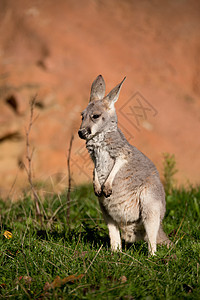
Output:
78 128 91 139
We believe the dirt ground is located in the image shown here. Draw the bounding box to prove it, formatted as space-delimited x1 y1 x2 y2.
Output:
0 0 200 198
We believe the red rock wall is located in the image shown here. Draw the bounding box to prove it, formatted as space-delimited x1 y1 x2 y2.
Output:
0 0 200 198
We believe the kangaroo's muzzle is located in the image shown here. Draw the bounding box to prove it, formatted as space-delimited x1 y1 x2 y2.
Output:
78 128 91 139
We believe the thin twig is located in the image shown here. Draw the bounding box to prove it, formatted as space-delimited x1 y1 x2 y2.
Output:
21 250 30 278
94 284 128 296
85 244 103 274
46 260 61 270
69 284 91 295
164 202 188 257
66 134 74 226
23 95 47 225
7 174 18 199
16 281 31 299
119 250 143 265
0 251 14 260
47 201 67 228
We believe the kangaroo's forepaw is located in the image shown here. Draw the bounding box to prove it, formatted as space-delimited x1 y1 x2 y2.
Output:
94 188 102 197
94 184 102 197
102 182 112 197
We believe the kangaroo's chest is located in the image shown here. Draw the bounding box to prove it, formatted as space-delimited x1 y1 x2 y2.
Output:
94 146 114 185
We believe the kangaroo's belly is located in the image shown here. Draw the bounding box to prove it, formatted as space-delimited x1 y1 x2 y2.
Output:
99 161 148 225
100 189 141 225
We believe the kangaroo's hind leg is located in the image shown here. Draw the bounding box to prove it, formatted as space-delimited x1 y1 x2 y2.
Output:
99 202 122 251
140 187 161 255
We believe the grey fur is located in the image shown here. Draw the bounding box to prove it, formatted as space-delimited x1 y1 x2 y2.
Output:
78 75 171 255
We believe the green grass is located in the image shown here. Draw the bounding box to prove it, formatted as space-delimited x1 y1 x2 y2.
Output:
0 185 200 299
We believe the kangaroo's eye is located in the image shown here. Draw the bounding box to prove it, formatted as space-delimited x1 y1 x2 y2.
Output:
92 114 101 119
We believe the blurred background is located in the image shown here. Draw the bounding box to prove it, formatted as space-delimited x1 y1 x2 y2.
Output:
0 0 200 199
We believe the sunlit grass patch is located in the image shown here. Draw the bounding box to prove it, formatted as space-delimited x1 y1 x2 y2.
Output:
0 185 199 299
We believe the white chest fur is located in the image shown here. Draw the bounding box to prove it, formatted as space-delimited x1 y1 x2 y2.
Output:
94 146 114 186
86 133 114 186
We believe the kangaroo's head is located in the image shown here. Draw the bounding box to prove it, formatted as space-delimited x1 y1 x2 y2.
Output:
78 75 126 140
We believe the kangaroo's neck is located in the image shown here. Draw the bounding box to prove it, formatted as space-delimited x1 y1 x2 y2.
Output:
86 127 130 160
86 128 120 151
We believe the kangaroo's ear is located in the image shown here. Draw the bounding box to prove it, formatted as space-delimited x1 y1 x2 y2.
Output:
90 75 106 102
103 77 126 107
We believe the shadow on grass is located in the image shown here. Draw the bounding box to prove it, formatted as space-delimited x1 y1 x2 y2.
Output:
36 221 110 249
36 227 172 256
36 221 153 254
80 221 110 248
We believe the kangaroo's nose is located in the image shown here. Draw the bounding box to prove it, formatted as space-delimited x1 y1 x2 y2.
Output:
78 128 88 139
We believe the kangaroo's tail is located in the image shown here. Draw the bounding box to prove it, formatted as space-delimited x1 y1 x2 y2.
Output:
157 225 172 248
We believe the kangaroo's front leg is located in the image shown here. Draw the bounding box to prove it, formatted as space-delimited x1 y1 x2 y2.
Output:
102 157 126 197
93 168 102 196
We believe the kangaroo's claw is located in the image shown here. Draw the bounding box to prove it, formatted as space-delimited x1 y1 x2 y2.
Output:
102 182 112 197
94 183 102 197
94 188 102 197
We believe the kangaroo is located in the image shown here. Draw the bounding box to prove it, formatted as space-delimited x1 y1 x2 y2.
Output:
78 75 171 255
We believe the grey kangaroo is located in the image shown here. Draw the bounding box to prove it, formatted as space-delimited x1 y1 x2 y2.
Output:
78 75 170 255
